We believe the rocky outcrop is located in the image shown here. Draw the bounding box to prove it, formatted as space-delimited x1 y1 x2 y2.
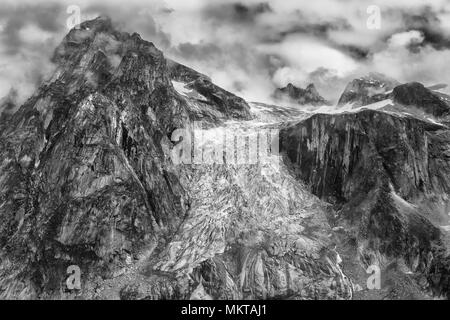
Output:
2 15 448 301
151 154 353 300
167 59 210 83
281 110 450 202
0 17 187 298
280 109 450 298
168 60 252 122
337 73 398 107
0 16 252 299
0 88 18 126
0 17 349 300
274 83 329 106
392 82 450 118
337 76 450 122
184 78 252 120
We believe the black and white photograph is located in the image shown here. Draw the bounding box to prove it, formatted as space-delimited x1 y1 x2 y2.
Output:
0 0 449 307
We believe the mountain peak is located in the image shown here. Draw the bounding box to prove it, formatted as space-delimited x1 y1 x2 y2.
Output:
305 83 318 94
273 83 329 106
0 15 254 299
392 82 450 117
337 73 399 107
79 15 113 31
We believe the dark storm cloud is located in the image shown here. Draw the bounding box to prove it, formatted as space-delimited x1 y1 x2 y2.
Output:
170 39 278 75
373 5 450 54
0 2 67 102
268 11 351 43
199 2 352 45
81 3 172 50
0 3 64 55
202 2 272 24
0 3 64 32
402 7 450 50
171 42 222 61
336 45 370 60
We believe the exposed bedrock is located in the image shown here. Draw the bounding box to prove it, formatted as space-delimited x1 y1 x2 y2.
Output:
0 16 347 301
0 17 251 298
280 109 450 298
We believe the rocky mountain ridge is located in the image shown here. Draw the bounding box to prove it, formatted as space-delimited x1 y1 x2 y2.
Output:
273 83 330 106
281 87 450 298
0 17 448 300
0 17 350 300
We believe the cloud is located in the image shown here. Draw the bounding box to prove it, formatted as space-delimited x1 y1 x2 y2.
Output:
0 0 172 101
1 0 450 105
370 31 450 89
160 0 450 102
388 30 425 47
201 2 273 24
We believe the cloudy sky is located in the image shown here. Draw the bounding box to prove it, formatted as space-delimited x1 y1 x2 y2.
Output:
1 0 450 104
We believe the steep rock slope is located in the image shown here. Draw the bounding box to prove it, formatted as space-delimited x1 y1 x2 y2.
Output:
0 17 350 300
0 88 18 126
274 83 329 106
337 73 399 108
88 107 353 300
392 82 450 118
139 120 353 300
338 75 450 125
0 17 251 298
280 109 450 298
168 61 253 122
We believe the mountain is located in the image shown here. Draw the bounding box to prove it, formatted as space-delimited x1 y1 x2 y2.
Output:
273 83 330 106
280 109 450 299
0 16 448 300
282 76 450 299
337 73 399 108
0 17 351 300
392 82 450 118
337 75 450 125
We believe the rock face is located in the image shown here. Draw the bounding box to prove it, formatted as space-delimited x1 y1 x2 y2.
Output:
274 83 329 106
280 109 450 298
392 82 450 118
338 76 450 122
167 59 252 123
1 15 448 300
0 16 189 299
167 59 209 83
0 88 18 125
0 17 351 300
0 17 249 298
337 73 399 108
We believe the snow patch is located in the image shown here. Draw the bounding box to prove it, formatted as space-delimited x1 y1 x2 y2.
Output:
172 80 188 96
312 99 393 114
356 99 394 111
426 117 441 125
390 183 417 210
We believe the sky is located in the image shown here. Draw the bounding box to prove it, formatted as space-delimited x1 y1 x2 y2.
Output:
1 0 450 105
